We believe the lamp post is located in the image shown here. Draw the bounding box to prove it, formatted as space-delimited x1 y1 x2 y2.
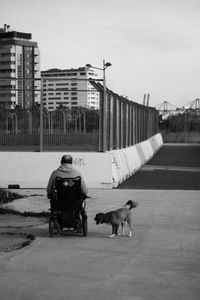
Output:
86 60 112 151
86 60 111 103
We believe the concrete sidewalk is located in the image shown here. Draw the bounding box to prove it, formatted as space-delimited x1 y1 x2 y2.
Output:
0 188 200 300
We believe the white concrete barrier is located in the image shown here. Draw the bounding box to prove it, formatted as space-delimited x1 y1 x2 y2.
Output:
111 133 163 187
0 152 113 189
0 133 163 189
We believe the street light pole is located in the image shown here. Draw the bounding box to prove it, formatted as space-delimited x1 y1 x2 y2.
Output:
102 59 107 152
85 60 111 151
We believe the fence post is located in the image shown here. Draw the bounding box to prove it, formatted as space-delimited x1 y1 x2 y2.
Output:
126 101 129 147
98 91 103 151
39 79 43 152
109 93 114 150
98 84 108 152
115 95 120 149
132 104 136 145
120 99 124 148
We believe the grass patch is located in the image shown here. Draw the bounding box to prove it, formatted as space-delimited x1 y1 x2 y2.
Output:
0 232 35 252
0 188 24 204
0 206 49 217
0 188 48 217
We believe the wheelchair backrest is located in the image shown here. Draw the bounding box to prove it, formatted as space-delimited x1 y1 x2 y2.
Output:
54 176 82 212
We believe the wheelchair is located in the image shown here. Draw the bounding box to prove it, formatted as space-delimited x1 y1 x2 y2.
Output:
48 176 88 237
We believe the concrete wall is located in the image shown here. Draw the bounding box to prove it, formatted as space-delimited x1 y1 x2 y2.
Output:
0 133 163 189
112 133 163 187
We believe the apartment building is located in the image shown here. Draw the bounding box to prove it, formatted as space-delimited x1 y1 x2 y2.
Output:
0 24 40 109
41 67 99 111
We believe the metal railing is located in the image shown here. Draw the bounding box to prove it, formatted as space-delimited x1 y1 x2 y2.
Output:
0 106 99 151
0 81 159 152
92 81 159 151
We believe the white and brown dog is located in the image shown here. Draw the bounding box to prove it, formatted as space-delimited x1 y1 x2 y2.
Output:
94 200 138 238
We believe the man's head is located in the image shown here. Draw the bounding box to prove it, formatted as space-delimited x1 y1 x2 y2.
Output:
61 155 73 164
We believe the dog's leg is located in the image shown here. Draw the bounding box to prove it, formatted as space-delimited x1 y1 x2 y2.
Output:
114 224 120 236
109 234 115 238
127 218 133 238
109 225 116 238
121 222 125 236
109 224 120 238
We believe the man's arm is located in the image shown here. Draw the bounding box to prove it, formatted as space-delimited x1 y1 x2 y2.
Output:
46 171 55 198
80 176 88 195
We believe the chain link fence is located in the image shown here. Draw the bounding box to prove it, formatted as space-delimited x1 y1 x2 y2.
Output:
0 107 99 151
159 108 200 143
0 83 159 152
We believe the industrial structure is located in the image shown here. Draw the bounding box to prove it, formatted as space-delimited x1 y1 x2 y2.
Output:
155 99 200 118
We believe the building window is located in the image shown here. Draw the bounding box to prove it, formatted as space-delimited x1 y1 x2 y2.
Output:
67 73 77 76
56 88 68 91
56 83 68 86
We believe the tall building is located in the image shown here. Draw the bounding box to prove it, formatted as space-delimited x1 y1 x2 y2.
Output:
41 67 99 111
0 24 40 109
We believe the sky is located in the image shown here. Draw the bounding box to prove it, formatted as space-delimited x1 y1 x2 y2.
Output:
1 0 200 108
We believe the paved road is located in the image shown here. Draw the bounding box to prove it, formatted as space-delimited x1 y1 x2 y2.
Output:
0 144 200 300
118 144 200 190
1 189 200 300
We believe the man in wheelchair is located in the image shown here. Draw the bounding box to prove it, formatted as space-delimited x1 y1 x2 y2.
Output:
47 155 88 236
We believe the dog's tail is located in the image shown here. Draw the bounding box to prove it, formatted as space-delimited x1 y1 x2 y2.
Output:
125 200 138 210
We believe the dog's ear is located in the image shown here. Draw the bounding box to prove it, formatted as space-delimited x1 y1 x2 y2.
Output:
96 213 105 224
94 214 100 224
125 200 138 209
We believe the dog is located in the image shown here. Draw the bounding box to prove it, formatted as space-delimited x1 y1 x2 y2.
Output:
94 200 138 238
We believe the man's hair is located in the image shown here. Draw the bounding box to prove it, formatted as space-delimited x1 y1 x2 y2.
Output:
61 155 73 164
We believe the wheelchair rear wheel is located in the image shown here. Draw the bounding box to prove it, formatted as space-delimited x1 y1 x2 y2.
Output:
82 215 88 236
49 215 59 237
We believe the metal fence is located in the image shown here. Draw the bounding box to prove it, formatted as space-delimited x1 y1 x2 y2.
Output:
0 107 99 151
159 108 200 143
92 82 159 151
0 83 159 152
